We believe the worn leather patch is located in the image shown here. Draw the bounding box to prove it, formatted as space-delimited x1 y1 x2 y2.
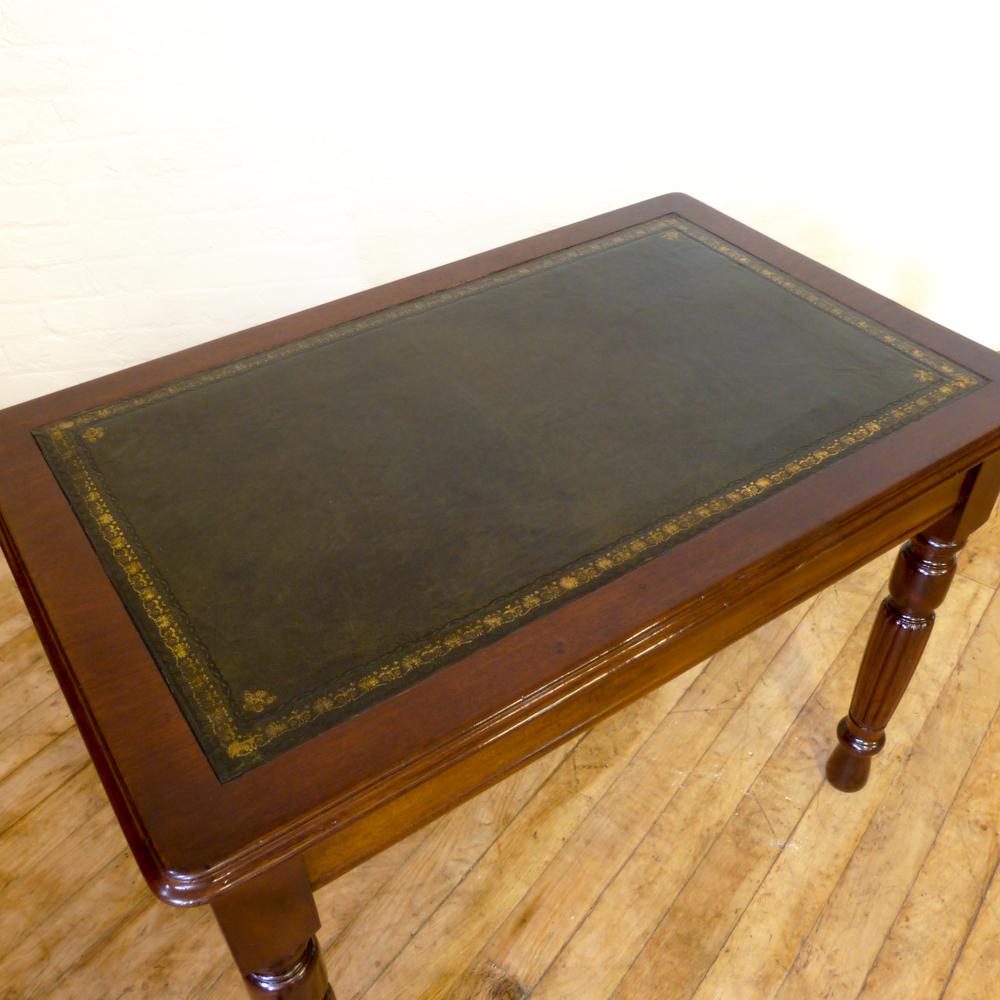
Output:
34 215 985 780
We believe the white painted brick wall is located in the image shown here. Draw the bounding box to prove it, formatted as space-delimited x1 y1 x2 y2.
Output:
1 1 996 410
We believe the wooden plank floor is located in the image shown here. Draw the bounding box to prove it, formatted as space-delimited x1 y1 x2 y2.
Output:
2 502 999 999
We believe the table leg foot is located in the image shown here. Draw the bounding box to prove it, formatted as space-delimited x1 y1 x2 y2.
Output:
826 716 882 792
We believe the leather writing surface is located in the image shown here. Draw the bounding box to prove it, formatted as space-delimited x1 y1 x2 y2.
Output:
34 216 985 779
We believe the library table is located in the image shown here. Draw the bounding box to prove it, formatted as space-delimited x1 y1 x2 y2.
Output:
1 194 998 998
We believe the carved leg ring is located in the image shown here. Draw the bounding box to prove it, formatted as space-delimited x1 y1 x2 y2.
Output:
826 529 962 792
241 936 333 998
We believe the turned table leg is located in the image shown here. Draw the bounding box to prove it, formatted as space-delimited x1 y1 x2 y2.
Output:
212 858 334 999
827 458 1000 792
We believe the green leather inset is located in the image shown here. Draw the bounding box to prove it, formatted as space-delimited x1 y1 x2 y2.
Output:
35 216 985 780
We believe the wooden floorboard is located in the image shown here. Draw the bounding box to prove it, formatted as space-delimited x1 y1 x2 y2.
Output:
0 503 997 999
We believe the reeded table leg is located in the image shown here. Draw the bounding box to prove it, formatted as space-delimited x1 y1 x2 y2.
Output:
827 458 1000 792
826 528 961 791
212 858 335 999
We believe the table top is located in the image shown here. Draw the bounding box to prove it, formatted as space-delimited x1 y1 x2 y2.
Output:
30 214 983 781
2 194 999 901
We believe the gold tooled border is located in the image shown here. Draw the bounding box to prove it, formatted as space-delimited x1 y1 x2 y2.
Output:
35 215 985 775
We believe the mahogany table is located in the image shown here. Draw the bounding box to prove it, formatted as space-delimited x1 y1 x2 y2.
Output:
1 194 998 999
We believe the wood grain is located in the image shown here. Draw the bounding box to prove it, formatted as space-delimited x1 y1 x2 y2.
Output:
605 583 907 999
941 844 1000 999
359 664 706 1000
465 602 813 995
322 738 586 998
0 500 998 997
777 583 999 999
960 507 1000 589
859 599 1000 998
688 573 990 1000
528 557 896 1000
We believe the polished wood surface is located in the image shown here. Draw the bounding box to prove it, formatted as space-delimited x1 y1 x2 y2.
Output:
1 509 998 997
